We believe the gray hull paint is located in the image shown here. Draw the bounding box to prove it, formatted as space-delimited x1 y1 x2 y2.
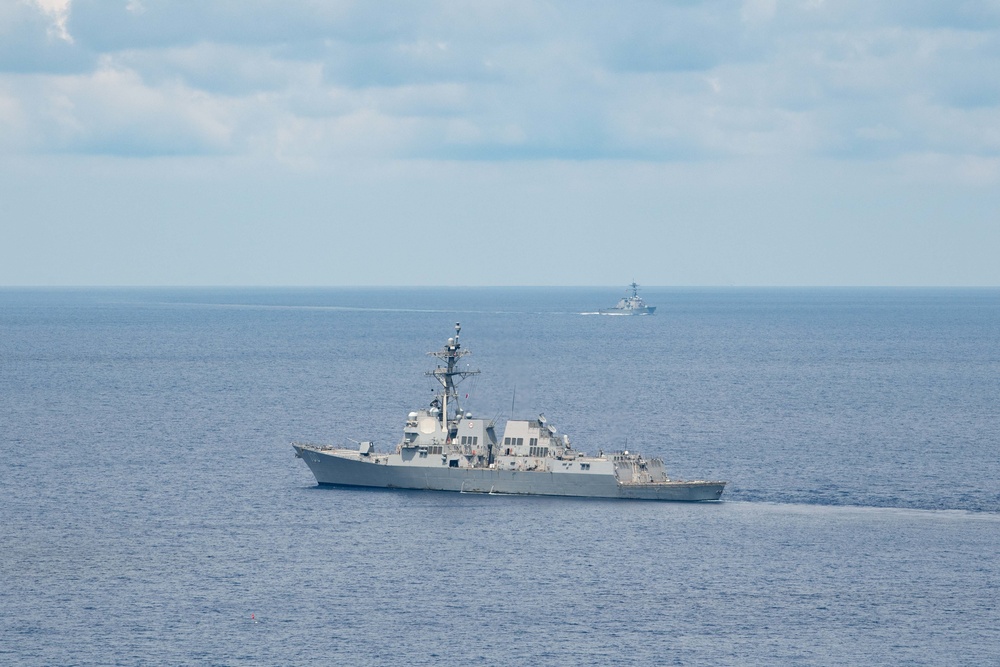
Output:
598 306 656 315
296 446 725 501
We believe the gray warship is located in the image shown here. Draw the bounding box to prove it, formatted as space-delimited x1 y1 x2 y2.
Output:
293 324 725 501
599 281 656 315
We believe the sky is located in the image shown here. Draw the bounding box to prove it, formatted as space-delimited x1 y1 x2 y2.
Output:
1 0 999 287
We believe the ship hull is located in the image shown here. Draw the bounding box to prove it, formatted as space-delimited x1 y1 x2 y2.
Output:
598 306 656 315
294 445 724 501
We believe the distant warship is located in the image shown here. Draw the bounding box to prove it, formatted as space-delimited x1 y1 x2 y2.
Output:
294 324 724 501
599 281 656 315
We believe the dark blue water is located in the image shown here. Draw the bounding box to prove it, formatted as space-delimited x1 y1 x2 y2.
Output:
2 287 998 665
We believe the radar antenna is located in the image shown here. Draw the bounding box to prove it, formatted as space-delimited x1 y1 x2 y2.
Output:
426 322 480 427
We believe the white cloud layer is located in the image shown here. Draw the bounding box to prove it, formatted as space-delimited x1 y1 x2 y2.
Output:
2 0 999 287
1 0 997 163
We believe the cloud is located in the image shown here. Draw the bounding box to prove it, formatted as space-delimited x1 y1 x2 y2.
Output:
119 42 307 96
0 0 997 163
33 0 72 42
0 1 92 73
66 0 424 51
4 58 234 156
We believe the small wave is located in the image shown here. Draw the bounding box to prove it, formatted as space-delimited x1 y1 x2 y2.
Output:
727 492 1000 517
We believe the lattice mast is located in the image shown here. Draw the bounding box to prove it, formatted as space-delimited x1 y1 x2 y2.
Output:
426 322 480 429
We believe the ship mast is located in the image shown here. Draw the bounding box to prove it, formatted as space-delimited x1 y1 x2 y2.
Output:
427 322 480 429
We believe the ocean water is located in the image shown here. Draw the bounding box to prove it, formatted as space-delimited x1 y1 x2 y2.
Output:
2 287 998 666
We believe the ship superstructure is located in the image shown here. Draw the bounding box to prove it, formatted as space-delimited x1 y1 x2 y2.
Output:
599 281 656 315
293 324 724 501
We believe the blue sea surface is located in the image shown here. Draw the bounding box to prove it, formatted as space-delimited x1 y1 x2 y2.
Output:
2 287 998 665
